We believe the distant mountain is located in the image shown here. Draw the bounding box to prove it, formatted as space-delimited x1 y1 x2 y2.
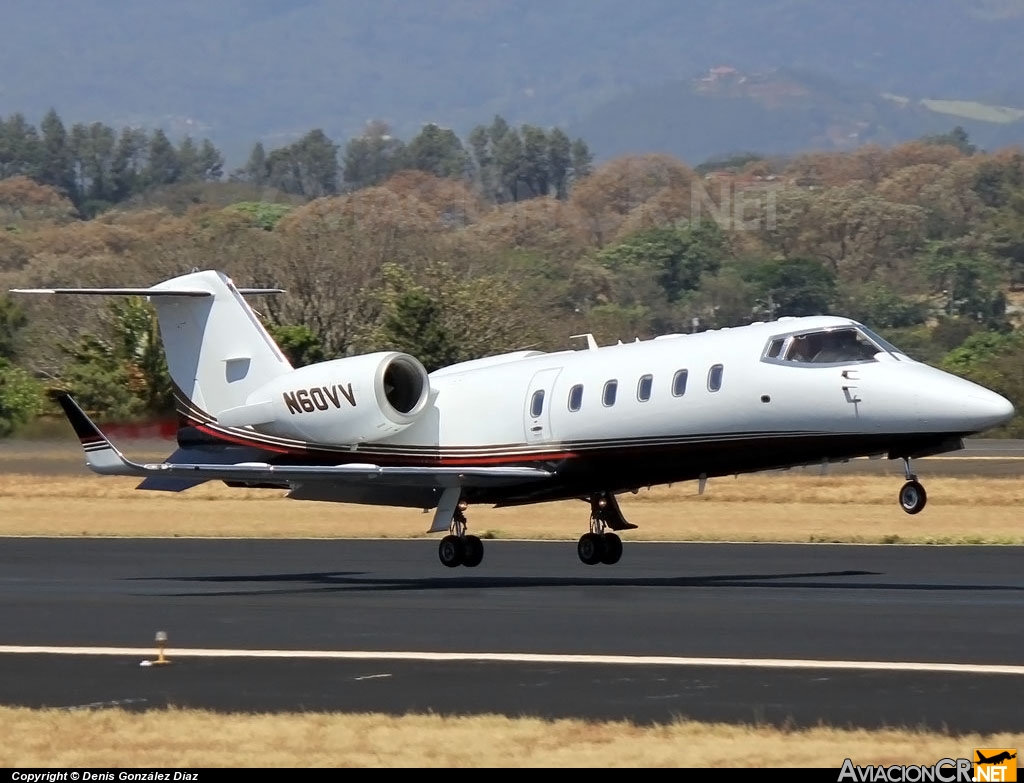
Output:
2 0 1024 163
574 67 1024 165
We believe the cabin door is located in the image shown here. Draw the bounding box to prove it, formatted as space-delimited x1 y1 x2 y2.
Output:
524 368 562 443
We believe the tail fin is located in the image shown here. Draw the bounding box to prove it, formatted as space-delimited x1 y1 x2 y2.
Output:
13 270 292 417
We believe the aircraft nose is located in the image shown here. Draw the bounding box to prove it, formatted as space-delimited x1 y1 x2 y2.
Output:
964 388 1015 431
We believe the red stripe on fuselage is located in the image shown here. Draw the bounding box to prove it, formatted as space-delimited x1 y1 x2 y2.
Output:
192 423 576 466
194 424 294 454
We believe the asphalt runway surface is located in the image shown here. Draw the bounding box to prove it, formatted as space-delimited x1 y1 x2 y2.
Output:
1 538 1022 733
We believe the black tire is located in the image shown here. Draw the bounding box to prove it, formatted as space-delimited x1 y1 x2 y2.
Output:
462 535 484 568
438 535 465 567
577 532 605 565
898 480 927 515
601 533 623 565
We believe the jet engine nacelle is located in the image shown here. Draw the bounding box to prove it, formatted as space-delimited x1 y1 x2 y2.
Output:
217 352 431 444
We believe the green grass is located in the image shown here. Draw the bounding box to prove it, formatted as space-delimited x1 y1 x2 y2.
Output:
921 99 1024 123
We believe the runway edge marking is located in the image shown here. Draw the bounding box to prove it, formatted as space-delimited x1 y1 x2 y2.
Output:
1 646 1022 675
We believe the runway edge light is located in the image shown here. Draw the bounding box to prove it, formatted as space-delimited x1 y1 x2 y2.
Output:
140 630 172 667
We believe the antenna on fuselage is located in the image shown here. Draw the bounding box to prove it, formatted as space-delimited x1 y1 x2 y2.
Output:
570 333 599 351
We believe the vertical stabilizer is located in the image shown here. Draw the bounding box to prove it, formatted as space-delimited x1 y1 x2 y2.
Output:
147 270 292 416
11 270 293 418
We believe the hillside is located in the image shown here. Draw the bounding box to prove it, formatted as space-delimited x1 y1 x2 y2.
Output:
2 1 1024 163
575 67 1024 164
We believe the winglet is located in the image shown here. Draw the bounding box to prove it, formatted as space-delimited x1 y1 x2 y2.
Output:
55 394 143 477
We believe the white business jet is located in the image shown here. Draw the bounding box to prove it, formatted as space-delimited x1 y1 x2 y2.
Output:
13 270 1015 568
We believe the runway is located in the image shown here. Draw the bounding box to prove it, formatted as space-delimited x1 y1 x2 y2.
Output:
1 538 1022 732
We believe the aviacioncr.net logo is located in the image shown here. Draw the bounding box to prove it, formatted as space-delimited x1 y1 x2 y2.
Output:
838 758 974 782
973 749 1017 782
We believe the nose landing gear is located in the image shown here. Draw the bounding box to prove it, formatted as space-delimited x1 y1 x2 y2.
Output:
898 457 927 515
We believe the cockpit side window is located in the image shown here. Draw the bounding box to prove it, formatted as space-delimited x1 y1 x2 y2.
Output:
765 327 883 365
856 326 905 358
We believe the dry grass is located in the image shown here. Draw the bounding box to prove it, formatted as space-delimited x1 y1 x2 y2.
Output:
1 473 1022 543
1 707 1021 767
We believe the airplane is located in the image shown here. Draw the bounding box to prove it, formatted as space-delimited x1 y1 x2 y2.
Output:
12 269 1015 568
976 751 1016 765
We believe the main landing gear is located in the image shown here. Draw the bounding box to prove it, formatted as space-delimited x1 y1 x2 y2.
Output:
438 504 484 568
577 492 636 566
897 457 927 515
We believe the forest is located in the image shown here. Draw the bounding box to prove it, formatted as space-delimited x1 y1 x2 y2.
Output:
1 111 1023 436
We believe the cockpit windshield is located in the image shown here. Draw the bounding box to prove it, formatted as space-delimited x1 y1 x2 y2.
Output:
763 327 893 365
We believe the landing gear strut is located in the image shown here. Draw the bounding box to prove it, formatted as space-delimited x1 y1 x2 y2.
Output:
577 493 630 565
898 457 927 515
438 505 484 568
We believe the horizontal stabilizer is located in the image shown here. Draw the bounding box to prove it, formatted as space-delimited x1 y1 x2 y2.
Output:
57 393 553 490
11 287 284 297
11 287 213 297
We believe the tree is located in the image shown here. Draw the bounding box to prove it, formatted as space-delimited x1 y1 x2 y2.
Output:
519 125 550 198
804 185 926 279
197 139 224 181
940 330 1024 436
0 295 28 360
570 138 594 182
174 136 223 182
745 257 837 317
465 117 589 204
570 154 697 246
177 136 201 181
59 298 173 419
0 358 44 437
0 113 42 179
548 128 572 199
267 129 339 198
0 293 43 436
942 330 1023 376
371 263 536 371
467 124 493 196
921 126 976 156
404 124 469 180
986 189 1024 287
236 141 268 186
919 241 1007 325
973 153 1023 208
493 127 524 201
110 127 148 201
38 109 77 202
342 121 406 190
598 223 727 303
839 282 928 329
265 323 324 367
145 129 181 187
378 279 454 371
71 121 117 212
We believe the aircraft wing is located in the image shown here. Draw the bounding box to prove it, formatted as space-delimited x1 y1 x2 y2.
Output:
56 394 553 490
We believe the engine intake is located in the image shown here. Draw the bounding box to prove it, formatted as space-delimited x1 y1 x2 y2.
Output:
382 355 428 416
